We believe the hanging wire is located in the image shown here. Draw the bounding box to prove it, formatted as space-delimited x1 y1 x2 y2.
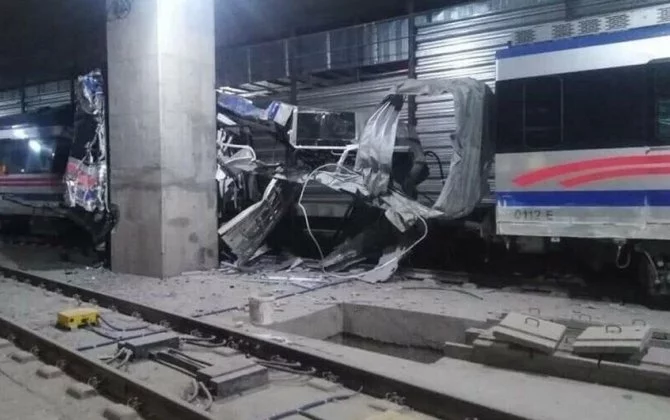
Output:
184 379 199 403
198 381 214 412
424 151 445 181
296 163 429 280
99 316 150 332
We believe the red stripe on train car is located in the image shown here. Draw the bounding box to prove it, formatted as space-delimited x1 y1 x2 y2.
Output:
560 166 670 187
513 155 670 186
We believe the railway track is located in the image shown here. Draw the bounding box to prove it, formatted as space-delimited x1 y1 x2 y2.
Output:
0 263 526 420
0 312 210 420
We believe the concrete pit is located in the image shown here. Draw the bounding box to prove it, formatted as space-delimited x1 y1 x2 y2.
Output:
271 303 487 363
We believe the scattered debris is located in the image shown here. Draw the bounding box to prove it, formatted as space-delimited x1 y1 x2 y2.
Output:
249 293 275 326
254 334 291 345
215 78 492 282
401 286 484 300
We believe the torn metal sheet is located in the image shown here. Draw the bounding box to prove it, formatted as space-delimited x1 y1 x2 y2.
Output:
290 77 490 230
391 78 493 219
354 96 402 197
217 93 266 120
65 69 108 213
358 245 406 283
214 77 489 279
218 179 298 265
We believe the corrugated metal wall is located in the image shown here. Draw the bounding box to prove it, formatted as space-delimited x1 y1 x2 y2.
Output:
414 0 670 200
0 89 22 118
415 0 567 201
217 17 409 87
0 79 72 118
294 73 410 217
252 0 670 215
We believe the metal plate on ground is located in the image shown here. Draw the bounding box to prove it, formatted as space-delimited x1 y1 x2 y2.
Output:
491 312 566 354
573 325 652 355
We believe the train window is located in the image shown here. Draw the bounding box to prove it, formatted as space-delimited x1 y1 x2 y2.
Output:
0 138 59 175
653 62 670 143
497 64 649 152
563 65 647 149
495 79 524 153
523 77 562 149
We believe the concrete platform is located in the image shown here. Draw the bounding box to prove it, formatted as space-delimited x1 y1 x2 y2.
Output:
4 245 670 419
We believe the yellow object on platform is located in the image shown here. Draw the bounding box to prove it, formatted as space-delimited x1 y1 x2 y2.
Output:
57 308 100 330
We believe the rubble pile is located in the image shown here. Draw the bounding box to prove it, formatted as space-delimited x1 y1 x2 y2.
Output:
215 79 493 283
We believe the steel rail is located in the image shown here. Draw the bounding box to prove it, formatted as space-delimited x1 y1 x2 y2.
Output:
0 264 527 420
0 312 212 420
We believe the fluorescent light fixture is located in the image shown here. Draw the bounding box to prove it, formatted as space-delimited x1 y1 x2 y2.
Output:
13 128 28 139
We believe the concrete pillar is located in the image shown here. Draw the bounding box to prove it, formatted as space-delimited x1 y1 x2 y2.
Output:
107 0 217 277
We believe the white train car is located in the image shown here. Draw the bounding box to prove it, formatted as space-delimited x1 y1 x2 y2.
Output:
495 14 670 297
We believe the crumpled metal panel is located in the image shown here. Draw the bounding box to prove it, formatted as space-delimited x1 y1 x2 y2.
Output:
218 179 298 265
392 78 493 219
64 69 107 213
347 78 490 221
354 96 402 196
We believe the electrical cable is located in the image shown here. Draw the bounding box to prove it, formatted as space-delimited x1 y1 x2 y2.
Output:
256 361 317 376
115 349 133 369
258 358 302 369
85 325 121 341
180 335 217 342
198 381 214 412
99 316 150 332
77 329 169 352
185 378 199 403
167 349 211 369
152 358 196 377
296 162 429 280
424 150 445 181
181 339 228 348
103 349 124 364
615 244 631 269
643 250 660 286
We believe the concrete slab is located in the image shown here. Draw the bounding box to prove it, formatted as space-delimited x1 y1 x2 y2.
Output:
36 365 64 379
207 365 269 398
66 383 97 400
118 332 180 359
441 342 472 360
102 404 139 420
196 357 258 382
574 325 652 355
464 328 484 345
492 312 566 354
10 350 37 364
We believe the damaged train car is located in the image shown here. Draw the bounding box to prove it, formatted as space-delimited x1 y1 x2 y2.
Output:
215 78 493 282
0 70 116 247
217 14 670 300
